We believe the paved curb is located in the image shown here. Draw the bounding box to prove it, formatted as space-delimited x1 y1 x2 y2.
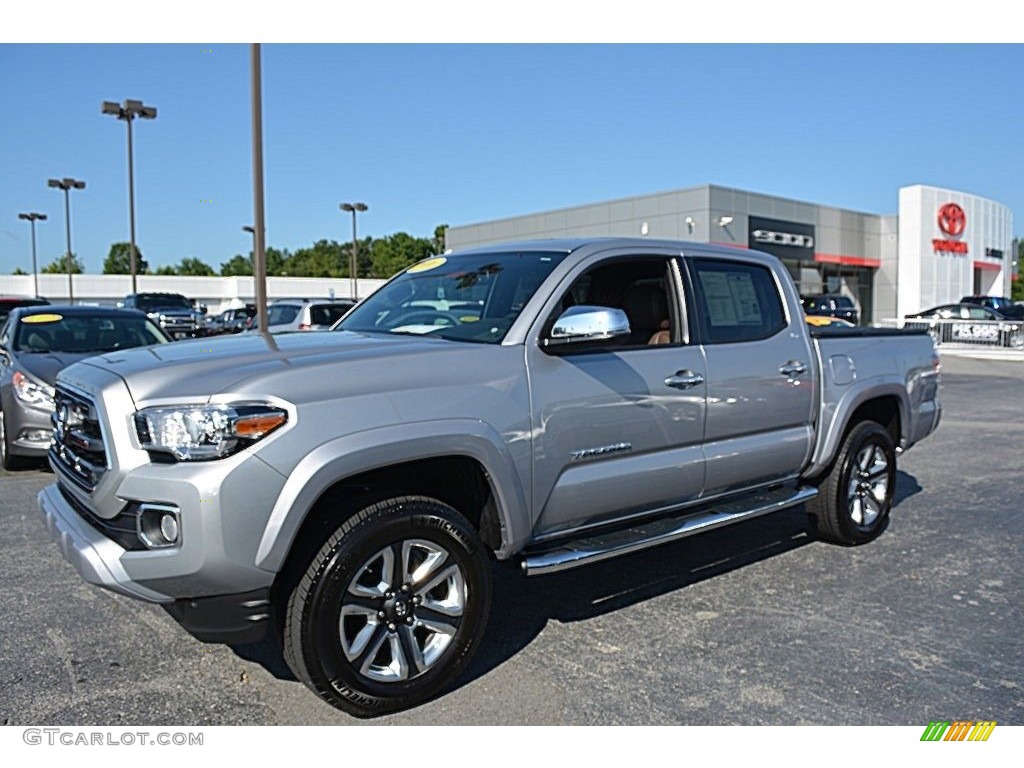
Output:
937 347 1024 362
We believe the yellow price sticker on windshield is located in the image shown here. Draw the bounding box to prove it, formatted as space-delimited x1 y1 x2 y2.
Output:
407 257 447 274
22 313 63 324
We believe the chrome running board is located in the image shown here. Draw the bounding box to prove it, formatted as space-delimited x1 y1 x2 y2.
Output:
520 486 818 576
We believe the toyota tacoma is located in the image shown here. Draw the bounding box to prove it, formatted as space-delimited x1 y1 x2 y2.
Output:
39 238 941 716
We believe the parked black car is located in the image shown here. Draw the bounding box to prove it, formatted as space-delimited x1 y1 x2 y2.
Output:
960 295 1024 319
0 305 171 469
215 305 257 335
960 295 1015 312
905 303 1005 321
801 294 859 325
904 303 1024 349
121 292 208 338
0 296 49 325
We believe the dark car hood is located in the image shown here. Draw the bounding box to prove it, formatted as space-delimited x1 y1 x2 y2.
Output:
15 351 97 388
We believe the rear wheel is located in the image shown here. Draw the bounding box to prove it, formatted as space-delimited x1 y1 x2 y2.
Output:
283 495 492 717
807 421 896 545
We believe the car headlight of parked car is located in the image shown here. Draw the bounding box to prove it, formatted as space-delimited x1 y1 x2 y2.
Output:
12 370 56 411
134 403 287 461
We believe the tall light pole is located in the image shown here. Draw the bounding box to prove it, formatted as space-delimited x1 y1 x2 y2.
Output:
102 99 157 294
17 212 47 297
250 44 268 333
47 177 85 303
340 202 367 300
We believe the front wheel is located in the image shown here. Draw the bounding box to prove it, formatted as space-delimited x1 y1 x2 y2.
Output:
807 421 896 545
0 410 29 471
283 495 492 717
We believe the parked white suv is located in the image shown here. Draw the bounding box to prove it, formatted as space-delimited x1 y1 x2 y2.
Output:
258 299 357 332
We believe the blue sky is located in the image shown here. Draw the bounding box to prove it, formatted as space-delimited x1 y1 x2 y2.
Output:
2 41 1022 275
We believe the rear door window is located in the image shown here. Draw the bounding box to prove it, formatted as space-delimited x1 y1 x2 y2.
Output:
690 259 786 344
268 305 300 326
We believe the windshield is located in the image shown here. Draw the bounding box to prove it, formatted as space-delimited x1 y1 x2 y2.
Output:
337 251 568 343
14 313 169 352
137 294 193 310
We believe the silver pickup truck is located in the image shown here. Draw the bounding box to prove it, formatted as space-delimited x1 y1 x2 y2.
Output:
38 238 941 716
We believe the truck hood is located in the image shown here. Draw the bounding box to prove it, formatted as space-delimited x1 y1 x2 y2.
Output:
70 330 461 404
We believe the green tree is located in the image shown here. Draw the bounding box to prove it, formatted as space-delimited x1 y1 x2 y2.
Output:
221 248 287 276
433 223 448 254
42 254 84 273
369 232 435 278
175 257 216 276
284 240 345 277
12 267 27 275
155 264 178 275
103 242 149 275
220 253 252 276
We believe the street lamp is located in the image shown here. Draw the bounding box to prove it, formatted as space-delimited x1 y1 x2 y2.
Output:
17 212 47 297
102 99 157 294
242 225 257 274
47 177 86 303
340 202 367 300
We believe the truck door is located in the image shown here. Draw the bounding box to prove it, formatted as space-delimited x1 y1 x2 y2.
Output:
526 252 707 539
687 256 815 496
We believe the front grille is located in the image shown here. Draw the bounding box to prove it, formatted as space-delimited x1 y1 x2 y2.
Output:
49 387 108 492
157 314 198 331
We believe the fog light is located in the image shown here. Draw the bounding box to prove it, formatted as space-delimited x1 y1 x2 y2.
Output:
24 429 53 443
159 513 179 543
137 504 181 549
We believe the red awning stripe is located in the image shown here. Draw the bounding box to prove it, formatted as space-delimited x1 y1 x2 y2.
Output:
814 252 882 268
973 261 1002 272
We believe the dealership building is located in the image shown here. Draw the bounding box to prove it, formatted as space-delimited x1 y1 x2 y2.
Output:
445 183 1014 325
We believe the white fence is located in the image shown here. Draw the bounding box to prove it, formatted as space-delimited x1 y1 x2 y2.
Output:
889 318 1024 350
0 274 387 314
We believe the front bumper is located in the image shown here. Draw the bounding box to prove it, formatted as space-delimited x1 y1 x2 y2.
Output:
3 399 52 458
38 482 171 602
39 481 273 643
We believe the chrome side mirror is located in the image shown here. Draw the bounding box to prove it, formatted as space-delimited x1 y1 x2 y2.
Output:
544 305 630 348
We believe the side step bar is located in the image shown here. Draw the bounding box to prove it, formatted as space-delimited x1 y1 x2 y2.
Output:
520 486 818 576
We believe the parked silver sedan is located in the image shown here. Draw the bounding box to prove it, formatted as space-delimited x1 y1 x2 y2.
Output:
0 305 170 469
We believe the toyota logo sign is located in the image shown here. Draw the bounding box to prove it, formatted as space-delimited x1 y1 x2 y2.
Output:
937 203 966 237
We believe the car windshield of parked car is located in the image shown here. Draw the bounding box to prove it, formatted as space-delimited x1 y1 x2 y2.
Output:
13 313 169 352
137 294 193 311
337 251 569 344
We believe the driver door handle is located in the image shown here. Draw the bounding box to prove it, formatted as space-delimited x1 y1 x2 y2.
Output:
665 370 704 390
779 360 807 377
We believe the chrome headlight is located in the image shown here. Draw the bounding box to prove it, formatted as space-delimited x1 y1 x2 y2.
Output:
134 403 287 461
12 370 55 411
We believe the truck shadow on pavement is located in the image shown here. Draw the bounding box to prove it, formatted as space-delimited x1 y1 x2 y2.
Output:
229 470 923 704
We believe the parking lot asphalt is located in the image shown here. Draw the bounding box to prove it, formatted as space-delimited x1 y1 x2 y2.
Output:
0 354 1021 726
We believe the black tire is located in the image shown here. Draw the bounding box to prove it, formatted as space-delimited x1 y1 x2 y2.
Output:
807 421 896 546
283 495 492 717
0 410 28 471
